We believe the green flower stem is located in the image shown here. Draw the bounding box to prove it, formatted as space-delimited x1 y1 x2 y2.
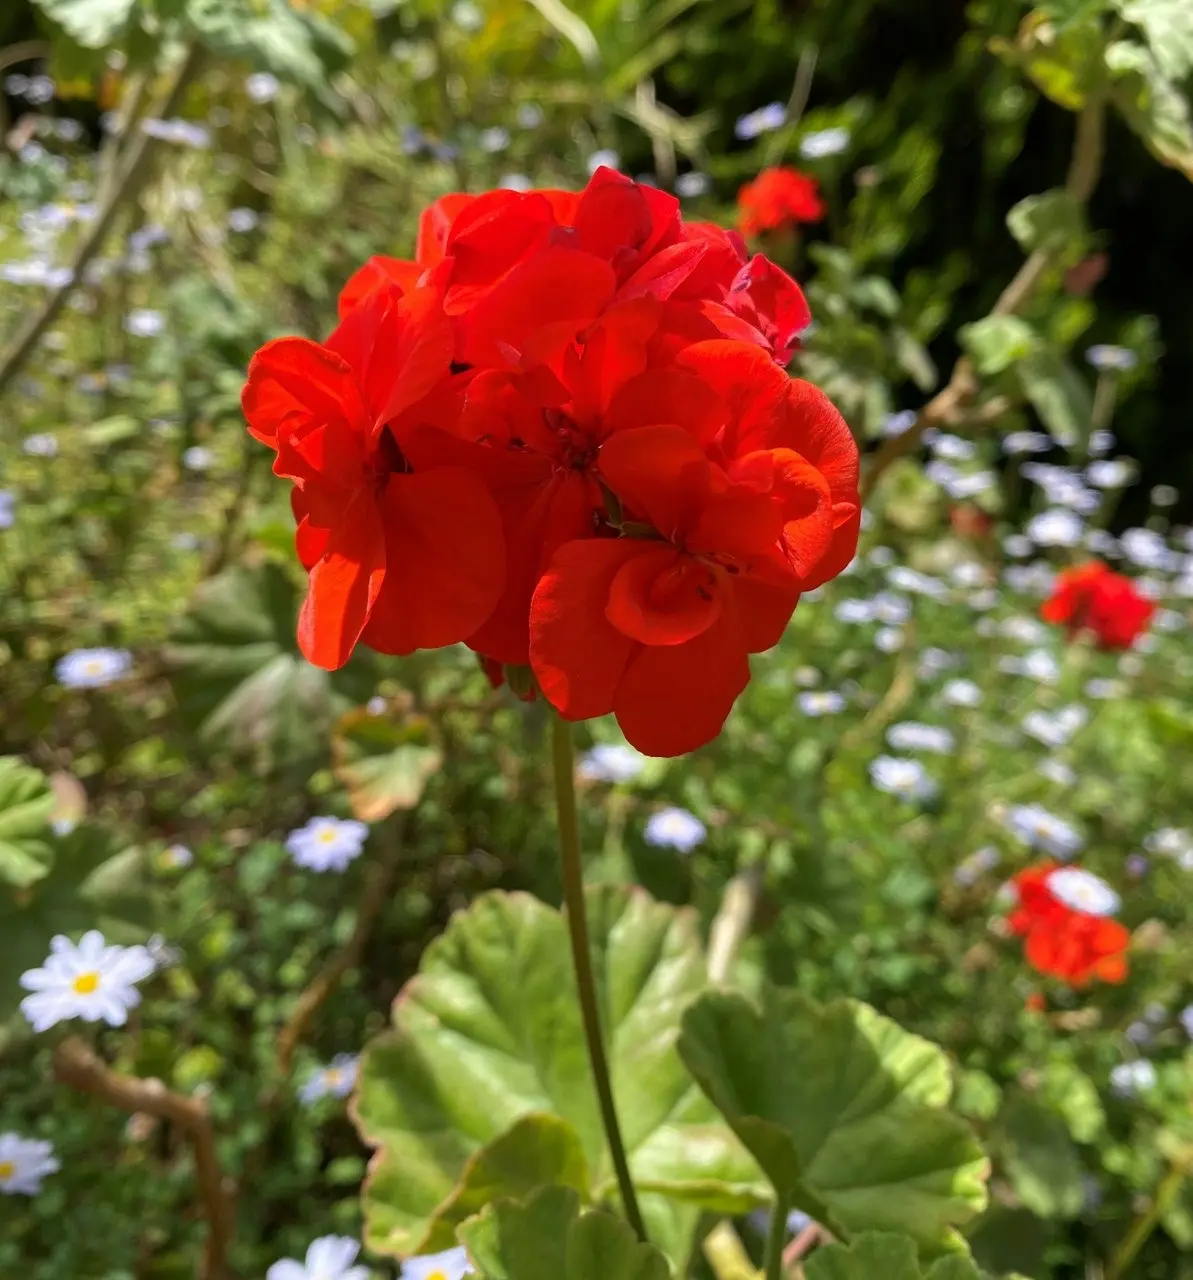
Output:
764 1193 791 1280
550 714 648 1243
1107 1145 1193 1280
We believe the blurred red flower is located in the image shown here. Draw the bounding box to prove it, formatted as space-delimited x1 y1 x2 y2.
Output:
1007 862 1129 986
1041 560 1155 649
737 167 825 236
244 167 859 754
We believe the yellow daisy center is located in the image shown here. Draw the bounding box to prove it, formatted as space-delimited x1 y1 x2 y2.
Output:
84 660 103 674
325 1069 342 1087
317 829 337 843
72 971 100 995
0 1161 14 1180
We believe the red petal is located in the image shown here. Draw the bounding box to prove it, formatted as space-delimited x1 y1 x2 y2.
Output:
597 424 714 541
730 573 801 652
297 492 387 670
242 337 366 448
606 545 723 646
337 255 422 319
780 378 860 506
530 539 640 721
359 468 505 655
729 448 834 580
416 192 480 266
613 609 749 756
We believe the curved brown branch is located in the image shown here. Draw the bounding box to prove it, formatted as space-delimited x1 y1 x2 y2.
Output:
53 1036 235 1280
860 95 1106 504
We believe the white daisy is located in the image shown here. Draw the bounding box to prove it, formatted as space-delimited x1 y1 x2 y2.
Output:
299 1054 360 1105
1003 804 1083 859
799 127 850 158
19 931 155 1031
0 1133 59 1195
285 817 370 873
798 690 845 716
577 743 646 784
942 678 982 708
1046 867 1120 917
868 755 936 801
644 807 706 852
55 647 132 688
1110 1060 1156 1097
401 1247 475 1280
886 722 954 754
267 1235 370 1280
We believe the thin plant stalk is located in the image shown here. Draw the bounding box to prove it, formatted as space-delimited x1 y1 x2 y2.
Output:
764 1193 791 1280
550 714 648 1242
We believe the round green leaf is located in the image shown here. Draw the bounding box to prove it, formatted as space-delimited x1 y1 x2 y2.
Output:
352 887 764 1259
0 757 55 890
997 1093 1084 1221
459 1185 671 1280
331 708 443 822
677 987 989 1258
805 1233 981 1280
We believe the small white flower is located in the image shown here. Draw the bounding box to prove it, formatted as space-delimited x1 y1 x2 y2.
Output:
19 931 155 1032
872 592 911 624
1086 344 1137 373
868 755 936 801
735 102 786 140
1026 508 1084 547
942 678 982 707
182 445 214 472
517 103 544 129
1142 827 1193 859
644 807 706 852
286 817 369 873
577 744 646 784
0 1133 59 1195
1004 564 1057 596
1088 429 1116 457
162 843 193 869
586 149 620 174
918 646 958 675
798 690 845 716
23 431 59 456
945 470 996 499
834 598 874 624
366 696 388 716
875 626 904 653
146 933 183 968
1003 430 1051 455
886 567 945 598
124 308 164 337
299 1054 360 1105
930 433 975 462
880 409 917 437
0 491 16 530
1110 1060 1156 1098
954 845 1000 886
499 173 533 191
1003 804 1083 859
1046 867 1119 917
266 1235 371 1280
1181 1006 1193 1039
227 207 258 233
141 118 211 149
675 171 712 199
400 1247 475 1280
1086 459 1136 489
1120 527 1177 572
1084 678 1123 700
1039 758 1076 787
799 127 850 158
245 72 281 104
1022 705 1087 748
478 125 510 153
886 722 954 753
1003 533 1033 558
55 647 132 689
999 648 1060 684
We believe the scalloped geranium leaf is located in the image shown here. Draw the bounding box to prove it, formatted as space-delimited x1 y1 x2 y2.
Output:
351 887 764 1260
805 1232 981 1280
459 1185 671 1280
677 987 989 1257
0 757 55 890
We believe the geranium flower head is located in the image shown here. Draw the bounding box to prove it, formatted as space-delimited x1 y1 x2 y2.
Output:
737 167 825 236
1041 560 1155 649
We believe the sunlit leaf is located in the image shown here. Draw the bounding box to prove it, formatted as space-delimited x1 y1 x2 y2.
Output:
331 707 442 822
0 758 55 890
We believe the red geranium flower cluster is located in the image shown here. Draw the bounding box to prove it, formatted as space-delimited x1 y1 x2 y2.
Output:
243 167 860 756
737 167 825 237
1007 862 1129 986
1041 560 1154 650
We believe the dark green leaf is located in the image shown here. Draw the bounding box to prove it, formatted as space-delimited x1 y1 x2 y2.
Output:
805 1232 982 1280
1016 348 1091 448
0 757 55 890
1006 189 1086 252
998 1092 1085 1220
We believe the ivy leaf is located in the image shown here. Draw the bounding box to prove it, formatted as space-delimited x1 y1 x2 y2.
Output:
28 0 137 47
164 562 370 766
1106 39 1193 179
958 316 1037 375
1112 0 1193 81
0 830 154 1019
185 0 354 102
988 13 1105 110
351 888 764 1262
804 1233 981 1280
998 1092 1085 1220
676 987 989 1258
331 707 443 822
459 1185 672 1280
1006 189 1086 253
0 758 55 890
1016 348 1091 448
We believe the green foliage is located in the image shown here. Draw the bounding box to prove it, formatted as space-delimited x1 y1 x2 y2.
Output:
803 1232 982 1280
998 1092 1086 1220
459 1185 672 1280
0 758 55 889
677 987 989 1257
29 0 137 48
330 706 443 822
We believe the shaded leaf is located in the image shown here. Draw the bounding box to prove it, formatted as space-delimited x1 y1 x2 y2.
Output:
677 987 989 1257
164 562 369 766
1016 348 1091 448
1106 39 1193 179
805 1232 981 1280
989 13 1105 110
351 888 763 1261
1006 189 1086 253
998 1092 1085 1220
460 1185 671 1280
0 758 55 890
331 707 442 822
